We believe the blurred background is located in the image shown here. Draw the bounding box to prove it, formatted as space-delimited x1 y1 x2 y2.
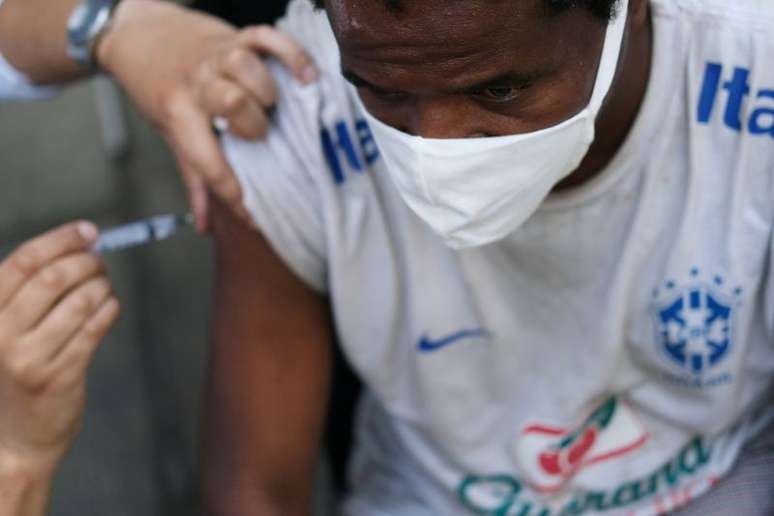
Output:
1 72 210 516
0 1 339 514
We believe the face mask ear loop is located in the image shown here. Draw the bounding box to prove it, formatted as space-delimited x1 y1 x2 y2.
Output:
587 0 630 117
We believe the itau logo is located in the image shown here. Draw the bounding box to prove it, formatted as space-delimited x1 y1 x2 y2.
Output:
652 268 742 378
513 397 648 493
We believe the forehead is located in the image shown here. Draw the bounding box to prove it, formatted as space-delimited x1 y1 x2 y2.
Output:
327 0 541 45
327 0 595 89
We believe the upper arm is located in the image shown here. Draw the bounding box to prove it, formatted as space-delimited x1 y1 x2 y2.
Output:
201 198 333 516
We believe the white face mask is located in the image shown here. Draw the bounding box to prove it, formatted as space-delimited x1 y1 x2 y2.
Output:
357 0 629 249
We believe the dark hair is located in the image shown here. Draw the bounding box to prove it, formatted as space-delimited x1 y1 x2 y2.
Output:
311 0 618 21
547 0 618 20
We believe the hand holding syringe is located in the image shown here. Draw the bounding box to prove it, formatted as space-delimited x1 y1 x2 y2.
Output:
92 213 194 254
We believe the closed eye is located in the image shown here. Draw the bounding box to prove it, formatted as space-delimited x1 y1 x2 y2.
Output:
366 87 409 101
471 83 531 103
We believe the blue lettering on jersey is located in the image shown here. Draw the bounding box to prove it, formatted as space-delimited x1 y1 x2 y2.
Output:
356 119 380 165
321 118 381 184
697 62 774 137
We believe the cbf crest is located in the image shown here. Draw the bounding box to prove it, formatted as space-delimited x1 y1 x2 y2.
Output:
651 268 742 388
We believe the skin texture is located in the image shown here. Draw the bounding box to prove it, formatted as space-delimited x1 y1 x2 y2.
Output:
201 1 653 514
0 0 317 232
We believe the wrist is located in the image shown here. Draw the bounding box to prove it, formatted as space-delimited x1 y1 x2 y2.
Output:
0 451 58 516
92 0 153 73
0 448 59 482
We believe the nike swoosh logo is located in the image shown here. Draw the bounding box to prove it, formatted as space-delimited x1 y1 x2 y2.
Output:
417 328 488 352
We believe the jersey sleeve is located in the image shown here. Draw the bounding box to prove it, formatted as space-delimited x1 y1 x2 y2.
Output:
0 51 59 101
0 0 59 102
222 0 350 294
222 62 330 294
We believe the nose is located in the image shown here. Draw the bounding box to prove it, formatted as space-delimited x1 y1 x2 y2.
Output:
407 96 488 139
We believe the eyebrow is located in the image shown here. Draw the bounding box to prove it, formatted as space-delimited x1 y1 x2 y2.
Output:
342 69 399 95
341 67 542 96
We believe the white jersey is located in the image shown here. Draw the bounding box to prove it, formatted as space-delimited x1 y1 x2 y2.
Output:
223 0 774 514
0 56 56 100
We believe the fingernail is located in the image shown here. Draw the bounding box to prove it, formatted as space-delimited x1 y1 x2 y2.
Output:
301 64 318 83
78 221 99 241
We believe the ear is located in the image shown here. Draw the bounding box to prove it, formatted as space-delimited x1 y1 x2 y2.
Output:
628 0 650 31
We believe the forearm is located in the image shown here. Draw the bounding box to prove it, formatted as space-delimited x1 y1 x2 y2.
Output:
0 0 87 84
0 453 57 516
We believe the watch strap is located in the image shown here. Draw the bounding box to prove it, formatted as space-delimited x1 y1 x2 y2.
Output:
67 0 119 68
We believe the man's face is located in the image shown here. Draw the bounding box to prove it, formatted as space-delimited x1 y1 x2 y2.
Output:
327 0 610 138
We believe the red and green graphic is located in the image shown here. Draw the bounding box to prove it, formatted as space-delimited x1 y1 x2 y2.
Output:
514 397 649 493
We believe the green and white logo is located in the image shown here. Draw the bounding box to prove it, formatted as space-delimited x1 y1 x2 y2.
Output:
459 435 714 516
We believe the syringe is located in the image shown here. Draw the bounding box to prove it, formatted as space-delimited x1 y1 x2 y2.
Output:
92 213 194 254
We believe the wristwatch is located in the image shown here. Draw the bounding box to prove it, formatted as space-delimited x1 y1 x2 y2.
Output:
66 0 120 69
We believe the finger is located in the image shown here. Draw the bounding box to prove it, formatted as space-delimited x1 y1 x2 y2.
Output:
168 102 241 203
226 101 270 141
178 159 210 233
23 276 112 365
1 253 104 333
49 297 120 387
202 76 270 139
0 222 98 310
166 104 252 224
237 25 318 83
218 46 277 108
